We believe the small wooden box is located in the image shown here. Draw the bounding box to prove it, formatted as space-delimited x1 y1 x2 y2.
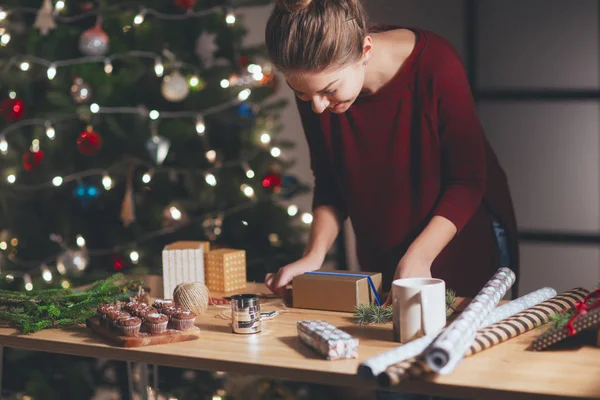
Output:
205 248 246 293
162 241 210 299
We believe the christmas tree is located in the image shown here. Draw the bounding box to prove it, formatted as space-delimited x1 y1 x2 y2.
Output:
0 0 312 398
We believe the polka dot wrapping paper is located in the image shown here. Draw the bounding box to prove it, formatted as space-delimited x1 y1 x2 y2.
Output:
377 288 588 387
297 320 359 360
423 267 516 374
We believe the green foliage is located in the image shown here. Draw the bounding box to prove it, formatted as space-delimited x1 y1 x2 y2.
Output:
353 289 458 325
0 273 141 333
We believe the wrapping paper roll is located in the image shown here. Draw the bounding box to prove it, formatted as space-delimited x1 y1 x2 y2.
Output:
378 288 588 387
423 267 516 373
359 286 556 380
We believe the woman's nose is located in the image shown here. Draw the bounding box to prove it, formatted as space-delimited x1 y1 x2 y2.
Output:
311 96 329 114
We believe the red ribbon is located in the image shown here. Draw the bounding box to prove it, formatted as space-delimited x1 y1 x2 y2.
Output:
565 289 600 336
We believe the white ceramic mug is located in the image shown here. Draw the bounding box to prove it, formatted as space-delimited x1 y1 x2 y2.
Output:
392 278 446 343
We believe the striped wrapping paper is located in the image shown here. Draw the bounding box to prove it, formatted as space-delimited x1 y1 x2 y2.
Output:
358 287 557 380
377 288 589 387
423 267 516 373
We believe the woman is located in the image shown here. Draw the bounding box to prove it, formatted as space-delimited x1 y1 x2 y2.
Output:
263 0 519 303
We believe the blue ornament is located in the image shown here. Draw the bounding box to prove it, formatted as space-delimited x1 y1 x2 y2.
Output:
280 175 300 199
73 183 101 205
238 102 254 117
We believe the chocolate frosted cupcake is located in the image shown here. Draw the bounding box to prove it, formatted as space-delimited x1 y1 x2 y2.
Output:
134 306 158 321
144 312 169 334
107 311 131 329
160 305 183 320
152 299 174 311
97 304 120 327
116 316 142 337
171 309 196 331
124 301 140 312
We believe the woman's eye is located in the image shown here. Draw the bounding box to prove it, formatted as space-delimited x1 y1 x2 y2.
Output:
325 89 337 96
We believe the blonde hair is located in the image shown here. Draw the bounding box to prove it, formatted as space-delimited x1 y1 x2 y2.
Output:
265 0 369 73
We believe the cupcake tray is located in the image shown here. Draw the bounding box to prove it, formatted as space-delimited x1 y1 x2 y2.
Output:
86 316 201 348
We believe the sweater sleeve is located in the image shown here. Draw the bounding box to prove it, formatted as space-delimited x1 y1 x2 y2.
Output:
431 42 486 232
295 98 348 219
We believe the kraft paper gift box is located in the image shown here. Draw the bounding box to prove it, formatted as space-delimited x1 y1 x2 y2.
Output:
162 241 209 299
205 248 246 292
297 320 359 360
292 270 382 312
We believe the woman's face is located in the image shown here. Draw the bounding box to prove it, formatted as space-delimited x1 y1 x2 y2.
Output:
285 60 366 114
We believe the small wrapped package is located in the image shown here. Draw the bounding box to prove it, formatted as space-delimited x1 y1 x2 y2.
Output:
293 270 382 312
162 241 210 299
205 248 246 293
297 320 359 360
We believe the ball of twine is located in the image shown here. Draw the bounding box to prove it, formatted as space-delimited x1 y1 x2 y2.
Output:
173 281 210 316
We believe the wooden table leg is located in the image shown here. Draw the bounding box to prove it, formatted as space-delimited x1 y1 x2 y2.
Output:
126 361 135 400
153 365 159 394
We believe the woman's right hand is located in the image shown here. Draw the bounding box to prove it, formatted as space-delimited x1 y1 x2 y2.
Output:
265 254 323 296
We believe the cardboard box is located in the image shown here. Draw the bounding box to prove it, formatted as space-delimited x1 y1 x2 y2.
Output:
205 248 246 293
161 241 209 298
292 270 382 312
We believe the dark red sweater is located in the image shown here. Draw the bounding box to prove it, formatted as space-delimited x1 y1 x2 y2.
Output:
296 28 519 297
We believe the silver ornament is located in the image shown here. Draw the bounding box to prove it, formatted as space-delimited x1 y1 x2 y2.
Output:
79 25 110 56
161 71 189 102
71 77 92 103
195 31 218 69
146 134 171 165
56 249 89 276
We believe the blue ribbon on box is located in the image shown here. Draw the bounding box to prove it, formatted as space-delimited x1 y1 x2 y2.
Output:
306 271 382 307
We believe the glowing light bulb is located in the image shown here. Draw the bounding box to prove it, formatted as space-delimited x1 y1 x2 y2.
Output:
55 1 65 12
0 9 6 20
24 274 33 291
195 116 206 135
61 280 70 288
0 136 8 154
225 8 236 25
220 79 230 88
104 59 113 74
8 91 15 99
129 250 140 264
42 265 53 282
169 206 182 220
189 75 200 87
205 173 217 186
270 147 281 157
142 172 152 183
45 122 55 139
90 103 100 113
0 242 7 250
76 235 86 248
52 176 63 186
301 212 313 224
260 132 271 144
149 110 160 120
237 88 251 101
287 205 298 216
7 174 15 184
241 184 254 198
47 64 57 80
154 58 164 77
0 33 11 46
134 8 146 25
245 168 255 179
30 139 40 153
205 150 216 163
102 175 113 190
19 61 30 71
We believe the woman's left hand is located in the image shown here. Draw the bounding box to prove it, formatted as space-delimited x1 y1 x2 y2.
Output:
382 253 432 306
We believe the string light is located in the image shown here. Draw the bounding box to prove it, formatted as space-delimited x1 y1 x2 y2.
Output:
154 58 164 77
102 175 113 190
0 242 6 250
52 176 63 186
134 8 147 25
6 274 14 283
0 8 6 20
61 280 70 289
220 79 230 88
149 110 160 120
260 132 271 145
0 136 8 154
47 64 57 80
169 206 182 220
76 235 86 248
287 205 298 216
240 184 254 198
189 75 200 88
90 103 100 113
54 1 65 13
129 250 140 264
142 172 152 184
205 150 217 163
45 121 56 139
270 147 281 157
237 88 251 101
195 115 206 135
0 32 10 46
243 163 255 179
8 91 16 99
225 8 236 24
41 264 53 282
19 61 30 71
6 174 16 184
24 274 33 291
205 173 217 186
31 139 40 153
301 212 313 224
104 59 113 74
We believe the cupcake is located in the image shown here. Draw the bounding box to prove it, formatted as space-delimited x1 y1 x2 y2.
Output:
152 299 174 311
116 316 142 337
171 309 196 331
97 304 119 327
143 313 169 334
107 311 131 329
160 305 183 320
124 301 141 313
134 306 158 321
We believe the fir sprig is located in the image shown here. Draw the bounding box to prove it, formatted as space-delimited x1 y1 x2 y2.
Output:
354 289 458 325
0 274 142 333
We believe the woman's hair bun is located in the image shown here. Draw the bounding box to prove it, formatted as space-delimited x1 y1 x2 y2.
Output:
276 0 313 13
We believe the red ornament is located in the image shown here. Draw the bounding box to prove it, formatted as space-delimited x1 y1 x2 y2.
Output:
0 98 25 121
174 0 196 9
112 255 124 271
77 127 102 155
22 149 44 171
262 173 282 191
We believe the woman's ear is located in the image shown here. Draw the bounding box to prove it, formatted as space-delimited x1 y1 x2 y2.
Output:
362 35 373 65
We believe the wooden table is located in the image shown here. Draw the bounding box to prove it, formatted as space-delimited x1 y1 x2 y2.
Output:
0 282 599 400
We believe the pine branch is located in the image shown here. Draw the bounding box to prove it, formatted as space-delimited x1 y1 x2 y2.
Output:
0 274 142 333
